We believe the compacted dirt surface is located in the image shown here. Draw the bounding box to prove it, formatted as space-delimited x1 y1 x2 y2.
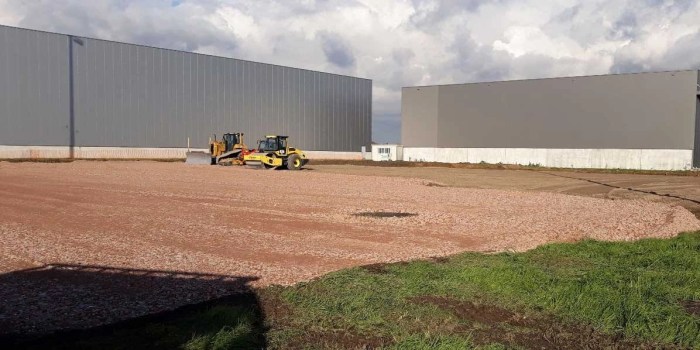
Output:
314 164 700 218
1 161 699 335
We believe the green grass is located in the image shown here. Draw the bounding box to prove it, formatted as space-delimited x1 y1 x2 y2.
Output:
267 233 700 348
17 233 700 349
86 305 263 350
18 297 266 350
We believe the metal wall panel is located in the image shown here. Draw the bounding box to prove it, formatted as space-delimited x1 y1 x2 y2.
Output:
0 26 70 146
1 25 371 152
694 70 700 166
401 86 439 147
402 70 699 150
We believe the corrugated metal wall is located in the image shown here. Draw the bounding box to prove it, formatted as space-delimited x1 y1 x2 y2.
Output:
401 86 438 147
0 25 70 146
694 71 700 166
402 70 699 150
0 25 372 152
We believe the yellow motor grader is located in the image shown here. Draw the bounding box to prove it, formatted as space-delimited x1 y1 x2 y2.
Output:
244 135 308 170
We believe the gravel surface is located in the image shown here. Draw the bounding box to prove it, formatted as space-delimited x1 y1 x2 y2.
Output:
1 161 698 335
314 164 700 218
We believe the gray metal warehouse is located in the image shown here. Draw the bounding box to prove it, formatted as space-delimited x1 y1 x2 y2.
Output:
0 25 372 159
401 70 700 170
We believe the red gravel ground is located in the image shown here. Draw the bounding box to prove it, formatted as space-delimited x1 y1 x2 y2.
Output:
1 161 699 335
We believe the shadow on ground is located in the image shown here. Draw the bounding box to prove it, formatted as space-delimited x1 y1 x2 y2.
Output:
0 264 264 349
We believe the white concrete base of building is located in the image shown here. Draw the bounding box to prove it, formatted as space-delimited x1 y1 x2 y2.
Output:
304 151 362 160
403 147 694 171
0 145 199 159
0 145 362 161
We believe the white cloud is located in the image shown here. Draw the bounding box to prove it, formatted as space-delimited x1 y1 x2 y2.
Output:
1 0 699 143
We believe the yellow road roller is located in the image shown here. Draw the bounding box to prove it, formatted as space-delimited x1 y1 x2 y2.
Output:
244 135 308 170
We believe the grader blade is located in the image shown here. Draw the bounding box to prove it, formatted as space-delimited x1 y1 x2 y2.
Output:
185 151 212 165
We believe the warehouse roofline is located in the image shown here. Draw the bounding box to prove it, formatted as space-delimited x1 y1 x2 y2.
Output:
403 69 698 89
0 24 372 82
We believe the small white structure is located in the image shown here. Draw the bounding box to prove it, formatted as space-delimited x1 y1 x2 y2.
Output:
372 144 403 161
361 146 371 160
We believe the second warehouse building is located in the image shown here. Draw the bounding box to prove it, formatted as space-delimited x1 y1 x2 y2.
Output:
401 70 700 170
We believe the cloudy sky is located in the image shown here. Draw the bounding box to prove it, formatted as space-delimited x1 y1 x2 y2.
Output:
1 0 700 143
